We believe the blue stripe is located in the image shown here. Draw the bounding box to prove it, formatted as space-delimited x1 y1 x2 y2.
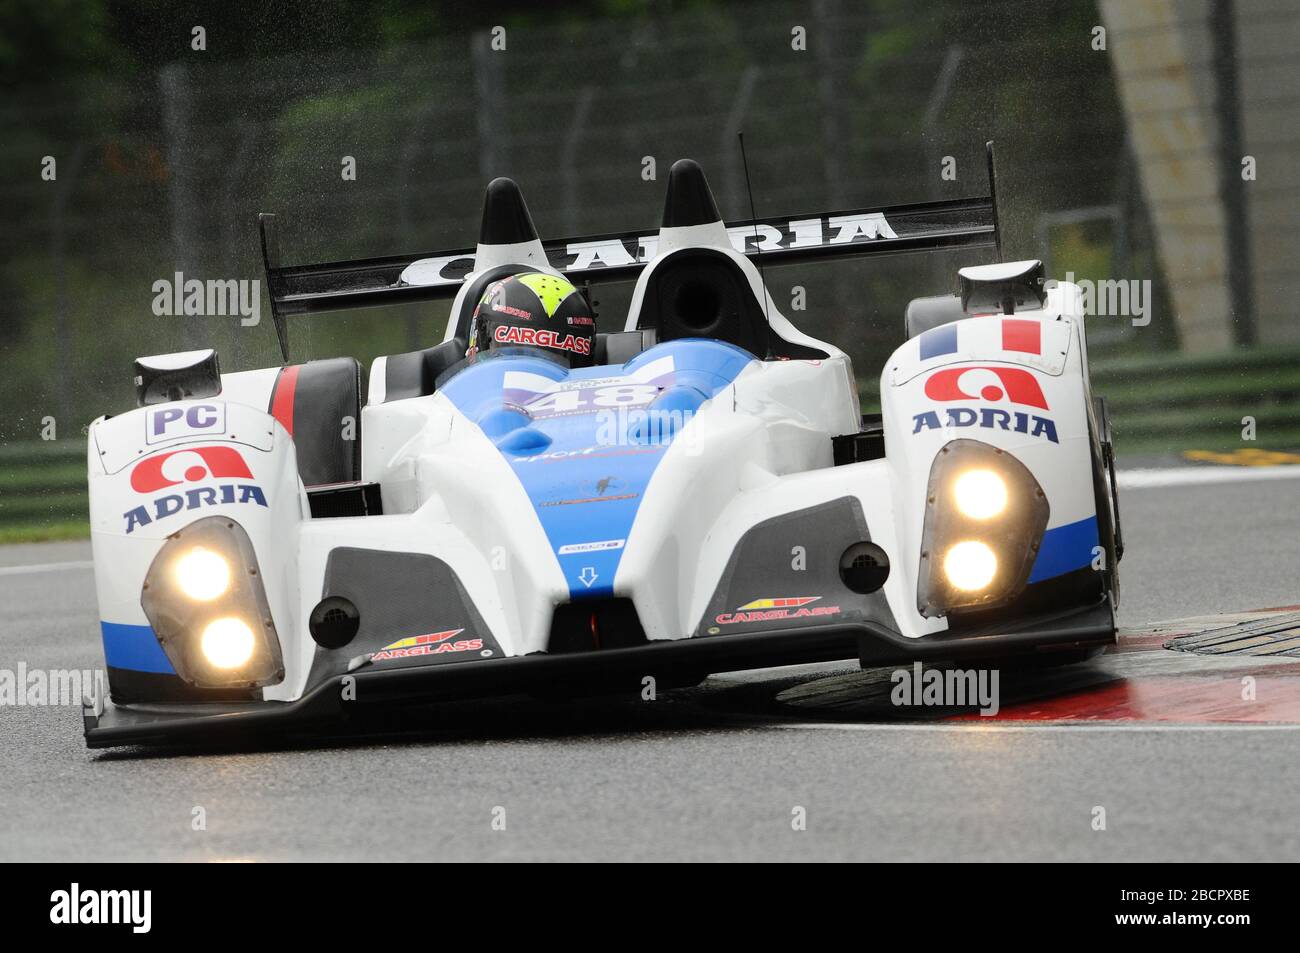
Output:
440 339 756 598
101 621 175 674
1028 515 1100 583
919 324 958 360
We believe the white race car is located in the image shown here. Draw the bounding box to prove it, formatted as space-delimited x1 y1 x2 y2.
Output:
82 152 1120 746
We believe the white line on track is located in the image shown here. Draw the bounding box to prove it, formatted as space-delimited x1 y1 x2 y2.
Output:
1118 465 1300 489
0 560 93 577
771 721 1300 733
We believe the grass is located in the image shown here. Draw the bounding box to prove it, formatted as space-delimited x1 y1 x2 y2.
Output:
0 520 89 544
0 440 89 543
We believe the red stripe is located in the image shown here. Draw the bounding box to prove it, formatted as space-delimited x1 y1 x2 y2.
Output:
948 675 1300 724
271 365 300 436
1001 319 1041 354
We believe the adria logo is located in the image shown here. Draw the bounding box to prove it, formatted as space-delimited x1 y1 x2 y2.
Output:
924 366 1049 410
130 445 252 493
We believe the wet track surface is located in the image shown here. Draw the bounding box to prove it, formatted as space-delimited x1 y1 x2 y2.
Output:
2 472 1299 860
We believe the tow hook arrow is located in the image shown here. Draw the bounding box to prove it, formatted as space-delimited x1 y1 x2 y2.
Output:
578 567 598 588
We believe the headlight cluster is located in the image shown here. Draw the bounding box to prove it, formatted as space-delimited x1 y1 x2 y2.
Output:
951 469 1008 520
917 439 1049 618
142 517 284 689
174 546 231 601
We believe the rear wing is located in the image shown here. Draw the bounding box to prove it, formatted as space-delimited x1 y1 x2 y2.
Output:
260 143 1003 360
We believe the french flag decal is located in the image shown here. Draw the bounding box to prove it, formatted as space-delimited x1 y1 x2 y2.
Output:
1001 318 1041 354
919 318 1043 361
918 324 958 360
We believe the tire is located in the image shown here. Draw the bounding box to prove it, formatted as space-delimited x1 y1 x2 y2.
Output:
1090 395 1122 608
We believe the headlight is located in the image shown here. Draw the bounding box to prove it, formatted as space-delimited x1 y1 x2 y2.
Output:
952 469 1007 520
174 547 231 601
917 439 1049 617
142 517 283 689
201 618 256 669
943 540 998 591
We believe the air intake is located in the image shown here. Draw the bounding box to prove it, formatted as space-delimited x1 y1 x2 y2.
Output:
547 598 648 654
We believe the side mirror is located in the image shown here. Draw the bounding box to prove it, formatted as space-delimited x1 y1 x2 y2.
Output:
958 260 1047 315
134 349 222 406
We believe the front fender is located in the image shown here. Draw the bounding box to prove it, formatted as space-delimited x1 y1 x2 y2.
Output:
87 399 306 702
881 312 1100 626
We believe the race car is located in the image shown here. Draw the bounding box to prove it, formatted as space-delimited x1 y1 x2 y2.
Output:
82 150 1121 746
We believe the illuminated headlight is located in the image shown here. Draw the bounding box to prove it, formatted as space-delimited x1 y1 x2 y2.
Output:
174 547 231 601
943 541 998 591
952 469 1007 520
201 617 256 669
142 517 283 689
917 439 1049 617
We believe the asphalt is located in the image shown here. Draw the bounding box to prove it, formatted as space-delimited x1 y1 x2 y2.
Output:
2 473 1299 861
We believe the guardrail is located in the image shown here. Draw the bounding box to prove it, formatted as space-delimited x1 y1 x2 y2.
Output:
1092 346 1300 454
0 440 88 542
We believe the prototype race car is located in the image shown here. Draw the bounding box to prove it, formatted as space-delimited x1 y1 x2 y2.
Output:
82 149 1121 746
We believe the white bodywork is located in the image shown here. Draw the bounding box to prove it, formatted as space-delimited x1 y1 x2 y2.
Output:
88 247 1100 703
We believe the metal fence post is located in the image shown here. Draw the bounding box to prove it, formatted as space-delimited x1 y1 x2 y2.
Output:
562 86 597 236
49 142 89 428
160 61 198 350
722 66 760 218
1211 0 1255 347
472 30 507 182
220 120 259 368
923 45 965 289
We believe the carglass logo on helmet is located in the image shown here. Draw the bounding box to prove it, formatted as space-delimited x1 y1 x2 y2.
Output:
471 270 596 367
493 325 591 355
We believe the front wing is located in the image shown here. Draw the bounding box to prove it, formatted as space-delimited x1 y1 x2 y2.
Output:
83 598 1113 747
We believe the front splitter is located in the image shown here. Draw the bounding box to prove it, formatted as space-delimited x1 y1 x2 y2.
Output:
84 603 1116 747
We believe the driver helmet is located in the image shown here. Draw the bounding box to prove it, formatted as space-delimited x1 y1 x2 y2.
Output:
466 271 595 367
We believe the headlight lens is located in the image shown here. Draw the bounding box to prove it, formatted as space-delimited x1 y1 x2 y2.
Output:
952 469 1008 520
142 517 283 690
201 617 256 669
917 439 1050 617
174 547 231 601
943 540 998 591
